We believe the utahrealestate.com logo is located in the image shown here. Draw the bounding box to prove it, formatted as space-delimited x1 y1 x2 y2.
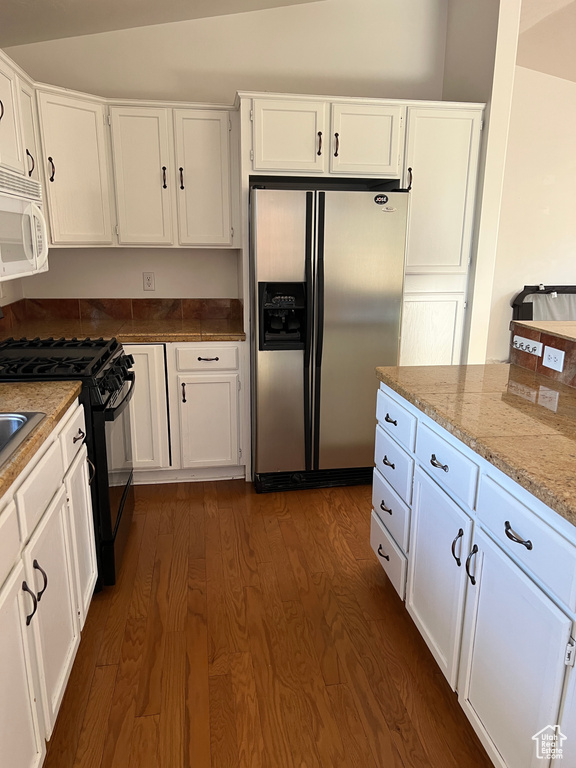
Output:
532 725 567 760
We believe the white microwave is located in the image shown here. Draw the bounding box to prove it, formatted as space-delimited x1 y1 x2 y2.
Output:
0 168 49 282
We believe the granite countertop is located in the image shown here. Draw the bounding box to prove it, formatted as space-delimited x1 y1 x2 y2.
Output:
513 320 576 343
3 317 245 344
0 381 82 500
375 363 576 528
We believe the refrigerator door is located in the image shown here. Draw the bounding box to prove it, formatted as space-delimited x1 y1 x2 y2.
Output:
315 191 408 469
252 189 312 473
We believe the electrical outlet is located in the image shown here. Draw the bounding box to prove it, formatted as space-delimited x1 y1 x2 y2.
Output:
143 272 155 291
542 345 565 372
512 335 542 356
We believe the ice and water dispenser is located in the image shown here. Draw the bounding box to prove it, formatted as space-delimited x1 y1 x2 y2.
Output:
258 282 306 350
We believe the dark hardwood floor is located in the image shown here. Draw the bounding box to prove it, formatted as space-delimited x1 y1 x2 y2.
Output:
44 481 493 768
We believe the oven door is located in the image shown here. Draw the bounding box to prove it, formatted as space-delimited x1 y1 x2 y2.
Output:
104 372 135 536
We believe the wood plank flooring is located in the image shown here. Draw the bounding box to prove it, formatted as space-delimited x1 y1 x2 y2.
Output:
44 481 493 768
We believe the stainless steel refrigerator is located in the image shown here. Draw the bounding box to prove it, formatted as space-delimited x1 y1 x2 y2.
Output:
251 187 409 492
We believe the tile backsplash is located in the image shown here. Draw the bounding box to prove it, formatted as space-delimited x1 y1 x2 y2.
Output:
510 321 576 387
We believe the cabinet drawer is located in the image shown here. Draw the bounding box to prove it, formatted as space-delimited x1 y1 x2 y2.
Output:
376 387 416 451
370 510 407 600
374 424 414 504
15 440 64 540
416 422 478 509
59 404 86 469
478 475 576 611
176 346 238 371
0 501 20 587
372 468 410 553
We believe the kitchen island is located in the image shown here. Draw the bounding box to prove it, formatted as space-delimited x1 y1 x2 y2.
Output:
371 362 576 768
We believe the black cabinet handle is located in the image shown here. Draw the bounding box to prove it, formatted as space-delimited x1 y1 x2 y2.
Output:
73 427 85 444
504 521 533 550
465 545 478 585
87 456 96 485
162 166 167 189
382 455 395 469
384 413 397 426
22 581 38 626
48 156 55 182
451 528 464 566
334 132 340 157
179 167 184 190
26 149 35 177
406 167 413 191
181 382 187 403
377 544 390 561
33 560 48 601
430 453 449 472
0 99 4 122
317 131 322 156
197 356 219 362
380 499 392 515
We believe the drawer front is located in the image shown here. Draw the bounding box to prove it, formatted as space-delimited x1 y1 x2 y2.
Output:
176 346 238 371
0 501 20 587
376 387 417 451
374 424 414 504
370 510 407 600
16 440 64 541
415 422 478 509
372 468 410 552
59 403 87 469
478 475 576 611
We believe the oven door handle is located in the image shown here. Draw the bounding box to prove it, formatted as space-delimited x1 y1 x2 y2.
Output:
104 372 136 421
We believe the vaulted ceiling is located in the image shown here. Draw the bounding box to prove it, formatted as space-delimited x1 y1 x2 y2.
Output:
0 0 324 47
518 0 576 83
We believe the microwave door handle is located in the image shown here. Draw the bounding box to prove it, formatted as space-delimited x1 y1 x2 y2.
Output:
31 204 49 270
21 207 35 265
104 373 136 421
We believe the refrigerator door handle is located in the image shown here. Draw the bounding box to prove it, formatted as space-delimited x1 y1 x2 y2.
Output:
304 190 314 471
312 191 326 469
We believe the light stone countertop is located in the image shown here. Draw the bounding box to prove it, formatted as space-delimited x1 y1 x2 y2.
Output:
513 320 576 343
0 381 81 500
375 363 576 528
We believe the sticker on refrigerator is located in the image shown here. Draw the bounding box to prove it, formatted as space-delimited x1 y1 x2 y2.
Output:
374 194 389 205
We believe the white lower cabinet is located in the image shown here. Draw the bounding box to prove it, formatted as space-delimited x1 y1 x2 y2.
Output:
458 529 572 768
124 344 170 471
22 486 79 739
406 467 473 689
0 561 45 768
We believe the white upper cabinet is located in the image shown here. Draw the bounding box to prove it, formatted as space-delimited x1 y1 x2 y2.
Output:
17 78 41 181
174 109 232 246
330 103 404 176
250 96 405 177
403 107 482 273
109 107 175 245
252 98 328 173
0 56 25 174
38 91 114 245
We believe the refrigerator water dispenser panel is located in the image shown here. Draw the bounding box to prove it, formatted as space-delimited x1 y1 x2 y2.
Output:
258 282 306 350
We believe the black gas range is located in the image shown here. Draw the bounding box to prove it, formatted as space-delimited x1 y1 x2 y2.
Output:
0 336 136 586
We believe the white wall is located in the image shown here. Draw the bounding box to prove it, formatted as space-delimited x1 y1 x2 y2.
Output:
21 248 241 299
6 0 448 105
0 278 24 306
486 66 576 361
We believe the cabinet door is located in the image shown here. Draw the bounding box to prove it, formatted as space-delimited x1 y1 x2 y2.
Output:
406 467 473 689
65 445 97 629
38 91 114 244
23 486 80 738
330 103 404 176
252 98 327 172
17 78 40 181
403 107 482 273
0 561 46 768
109 107 175 245
174 109 232 245
178 373 239 467
0 57 24 174
124 344 170 470
399 291 466 366
458 529 572 768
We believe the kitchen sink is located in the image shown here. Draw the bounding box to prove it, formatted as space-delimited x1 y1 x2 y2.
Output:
0 412 46 468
